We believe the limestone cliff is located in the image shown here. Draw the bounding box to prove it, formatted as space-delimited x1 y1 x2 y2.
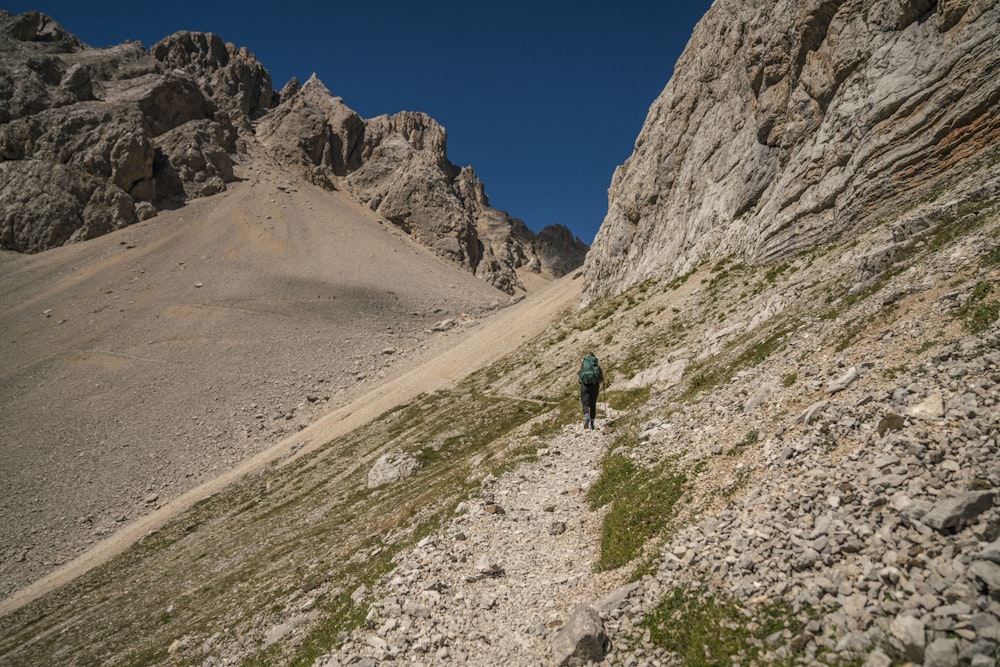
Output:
584 0 1000 300
0 12 261 251
257 76 588 293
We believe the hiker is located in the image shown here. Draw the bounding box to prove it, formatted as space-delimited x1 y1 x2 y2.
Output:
578 353 604 430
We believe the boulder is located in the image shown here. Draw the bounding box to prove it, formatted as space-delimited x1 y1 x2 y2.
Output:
551 604 607 666
923 491 996 532
366 451 419 488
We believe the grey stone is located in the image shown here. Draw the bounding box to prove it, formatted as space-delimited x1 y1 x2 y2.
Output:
923 637 960 667
970 561 1000 601
906 392 946 420
797 400 829 424
889 614 926 663
923 491 996 532
551 604 607 667
827 366 859 395
366 451 419 488
970 613 1000 642
980 538 1000 563
594 582 642 616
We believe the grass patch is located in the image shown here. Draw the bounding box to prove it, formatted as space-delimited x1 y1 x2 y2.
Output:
983 244 1000 268
958 282 1000 334
679 323 794 402
764 261 792 284
287 542 397 666
528 391 583 437
587 446 687 571
605 386 650 411
781 372 798 388
643 585 805 667
667 269 695 290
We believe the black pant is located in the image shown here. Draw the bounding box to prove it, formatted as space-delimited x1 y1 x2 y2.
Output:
580 383 600 419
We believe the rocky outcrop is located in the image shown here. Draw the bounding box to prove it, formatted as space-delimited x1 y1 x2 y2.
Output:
584 0 1000 300
0 11 265 252
0 10 585 291
149 31 276 126
258 76 588 293
255 75 365 182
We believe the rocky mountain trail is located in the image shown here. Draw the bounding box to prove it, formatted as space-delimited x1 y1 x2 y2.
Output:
2 2 1000 666
319 421 623 667
292 191 999 666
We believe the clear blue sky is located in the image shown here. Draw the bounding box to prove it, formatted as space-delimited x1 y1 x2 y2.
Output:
7 1 714 244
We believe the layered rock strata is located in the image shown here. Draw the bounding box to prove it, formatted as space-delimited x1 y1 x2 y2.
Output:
584 0 1000 300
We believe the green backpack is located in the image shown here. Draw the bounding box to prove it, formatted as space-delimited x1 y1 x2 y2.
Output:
579 355 602 385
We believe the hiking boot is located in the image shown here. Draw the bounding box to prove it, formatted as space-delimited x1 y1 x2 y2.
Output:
583 418 591 429
590 421 596 430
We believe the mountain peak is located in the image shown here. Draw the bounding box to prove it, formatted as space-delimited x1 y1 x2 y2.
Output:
0 11 586 293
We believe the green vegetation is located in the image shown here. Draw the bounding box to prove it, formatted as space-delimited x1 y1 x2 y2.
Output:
764 261 793 284
781 372 798 388
727 429 759 456
668 268 695 290
958 282 1000 334
586 442 687 571
529 391 584 437
984 244 1000 268
605 386 651 411
679 323 795 402
288 547 398 666
643 585 806 667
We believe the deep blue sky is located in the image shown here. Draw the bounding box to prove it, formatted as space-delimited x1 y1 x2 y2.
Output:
7 1 714 243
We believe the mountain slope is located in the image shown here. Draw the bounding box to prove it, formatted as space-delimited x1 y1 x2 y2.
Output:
257 75 588 293
0 147 513 601
2 2 1000 666
0 11 587 293
1 168 996 666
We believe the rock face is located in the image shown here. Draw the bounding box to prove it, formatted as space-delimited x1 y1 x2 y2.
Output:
584 0 1000 300
0 11 258 252
0 11 587 292
258 76 588 293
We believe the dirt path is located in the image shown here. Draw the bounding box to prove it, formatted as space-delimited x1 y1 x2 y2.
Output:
0 274 581 617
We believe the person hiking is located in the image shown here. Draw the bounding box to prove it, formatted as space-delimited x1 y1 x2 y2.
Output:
578 353 604 430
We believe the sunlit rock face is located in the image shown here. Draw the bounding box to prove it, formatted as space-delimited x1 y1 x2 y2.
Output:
584 0 1000 300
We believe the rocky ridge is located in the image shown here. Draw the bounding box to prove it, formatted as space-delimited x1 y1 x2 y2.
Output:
584 0 1000 301
257 76 588 293
0 11 586 292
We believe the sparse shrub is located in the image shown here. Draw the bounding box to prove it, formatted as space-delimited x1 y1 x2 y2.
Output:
959 282 1000 334
984 244 1000 267
764 261 791 283
643 585 803 667
726 430 759 456
781 372 798 387
605 386 650 411
668 269 695 290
